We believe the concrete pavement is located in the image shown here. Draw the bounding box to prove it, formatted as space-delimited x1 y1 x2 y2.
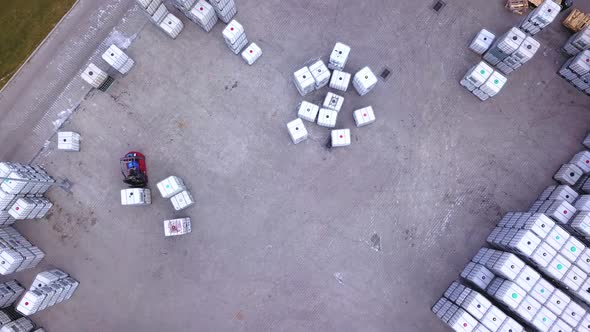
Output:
1 0 590 331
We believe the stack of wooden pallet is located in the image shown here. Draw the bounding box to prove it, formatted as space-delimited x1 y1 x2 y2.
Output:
506 0 528 15
563 8 590 32
506 0 563 14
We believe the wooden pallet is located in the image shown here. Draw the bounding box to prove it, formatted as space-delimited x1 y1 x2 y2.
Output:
506 0 528 15
563 8 590 32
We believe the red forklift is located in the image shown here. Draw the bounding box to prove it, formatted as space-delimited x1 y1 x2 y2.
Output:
120 151 148 188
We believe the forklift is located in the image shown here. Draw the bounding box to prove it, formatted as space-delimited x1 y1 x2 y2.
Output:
120 151 148 188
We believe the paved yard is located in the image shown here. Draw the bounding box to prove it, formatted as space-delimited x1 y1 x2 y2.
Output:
3 0 590 331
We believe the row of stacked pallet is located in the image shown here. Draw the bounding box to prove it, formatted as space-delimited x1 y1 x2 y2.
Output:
0 163 54 225
172 0 240 35
0 163 56 330
0 281 45 331
136 0 262 67
562 25 590 56
461 0 560 102
461 247 588 331
0 285 46 331
0 280 51 332
460 61 507 101
487 214 590 307
559 13 590 95
168 1 262 65
0 270 83 331
0 227 45 276
518 0 560 36
0 316 38 332
182 0 218 32
16 269 79 316
482 27 540 75
173 0 237 28
433 133 590 331
0 162 51 275
433 283 522 332
136 0 184 39
558 49 590 95
87 0 232 92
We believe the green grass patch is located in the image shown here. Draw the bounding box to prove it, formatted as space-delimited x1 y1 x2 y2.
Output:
0 0 77 89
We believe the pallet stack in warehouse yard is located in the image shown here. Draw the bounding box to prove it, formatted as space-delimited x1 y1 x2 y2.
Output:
0 162 51 275
519 0 561 35
483 28 540 75
433 132 590 331
460 62 507 101
463 27 540 100
80 63 114 91
102 45 135 75
120 188 151 206
0 307 42 331
463 47 508 101
222 19 248 54
171 0 196 12
241 42 262 65
0 280 25 309
0 227 45 275
156 176 194 237
136 0 184 39
1 317 35 332
469 29 495 55
328 42 350 71
159 13 184 39
57 131 81 152
433 284 523 332
461 0 562 102
220 19 262 65
169 0 253 65
157 176 195 211
183 0 218 32
174 0 237 26
209 0 237 23
0 162 55 225
169 1 255 64
558 50 590 95
287 42 378 148
163 218 192 237
353 67 378 96
559 19 590 97
329 69 351 92
563 25 590 56
16 269 79 316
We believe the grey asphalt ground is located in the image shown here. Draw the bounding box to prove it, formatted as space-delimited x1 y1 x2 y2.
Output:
1 0 590 331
